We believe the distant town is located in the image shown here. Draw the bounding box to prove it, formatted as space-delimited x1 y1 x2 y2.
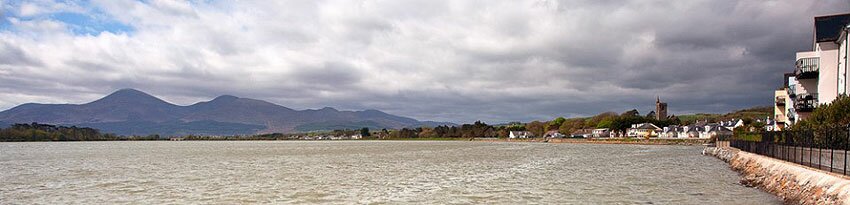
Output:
0 95 772 142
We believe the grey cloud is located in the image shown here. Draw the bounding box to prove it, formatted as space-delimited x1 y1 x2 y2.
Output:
0 0 848 124
0 41 42 66
290 62 364 91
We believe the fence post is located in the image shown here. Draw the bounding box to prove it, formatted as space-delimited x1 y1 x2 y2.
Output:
761 132 776 158
784 131 787 162
827 127 832 172
802 130 806 165
809 131 813 167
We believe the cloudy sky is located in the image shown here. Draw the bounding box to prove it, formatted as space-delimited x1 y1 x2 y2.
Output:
0 0 848 123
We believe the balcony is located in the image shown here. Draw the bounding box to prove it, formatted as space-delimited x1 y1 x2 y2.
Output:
787 85 796 98
775 96 786 106
795 57 819 79
794 93 818 112
775 114 785 123
786 110 795 121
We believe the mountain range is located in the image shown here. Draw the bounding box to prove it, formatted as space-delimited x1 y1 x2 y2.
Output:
0 89 453 136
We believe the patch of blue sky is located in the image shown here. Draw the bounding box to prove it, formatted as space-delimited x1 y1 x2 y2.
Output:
0 0 134 35
50 12 134 35
0 17 10 31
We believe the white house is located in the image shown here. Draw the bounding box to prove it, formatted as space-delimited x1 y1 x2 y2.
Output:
660 126 679 138
706 126 733 139
543 130 566 138
678 125 702 138
717 119 744 131
592 128 610 138
509 131 533 139
571 129 593 138
627 123 661 138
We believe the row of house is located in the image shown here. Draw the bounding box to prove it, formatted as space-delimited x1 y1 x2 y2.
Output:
623 120 743 139
508 117 781 139
775 13 850 129
508 129 610 139
295 134 363 140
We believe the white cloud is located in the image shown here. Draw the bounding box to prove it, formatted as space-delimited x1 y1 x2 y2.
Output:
18 2 42 16
0 0 848 123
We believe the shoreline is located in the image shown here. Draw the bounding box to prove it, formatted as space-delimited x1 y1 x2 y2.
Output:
0 137 711 145
473 137 710 146
704 146 850 204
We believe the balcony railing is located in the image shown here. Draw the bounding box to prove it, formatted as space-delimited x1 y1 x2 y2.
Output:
795 57 819 79
794 93 818 112
787 107 796 120
787 85 797 98
776 96 786 105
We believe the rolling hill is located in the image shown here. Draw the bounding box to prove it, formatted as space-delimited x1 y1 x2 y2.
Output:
0 89 453 136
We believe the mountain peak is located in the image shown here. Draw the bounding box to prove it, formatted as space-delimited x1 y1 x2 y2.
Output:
87 88 173 106
212 95 239 101
113 88 146 95
362 109 384 114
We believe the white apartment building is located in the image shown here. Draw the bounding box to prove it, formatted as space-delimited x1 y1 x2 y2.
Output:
781 13 850 127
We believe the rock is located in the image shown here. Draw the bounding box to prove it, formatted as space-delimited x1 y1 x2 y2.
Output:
703 146 850 205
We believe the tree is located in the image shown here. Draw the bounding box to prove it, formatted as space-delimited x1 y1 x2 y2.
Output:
610 114 648 133
548 117 567 130
794 95 850 129
359 127 371 137
558 118 585 135
622 109 640 117
525 121 546 137
589 112 618 128
0 123 120 142
596 119 613 128
504 124 525 131
646 111 656 119
418 127 437 138
496 127 509 138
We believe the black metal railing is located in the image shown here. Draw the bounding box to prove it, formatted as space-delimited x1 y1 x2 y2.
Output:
728 126 850 176
795 57 819 79
794 93 818 112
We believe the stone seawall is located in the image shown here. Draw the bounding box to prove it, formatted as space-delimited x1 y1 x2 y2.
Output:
704 146 850 205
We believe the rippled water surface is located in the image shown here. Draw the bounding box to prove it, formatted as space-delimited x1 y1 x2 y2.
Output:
0 141 779 204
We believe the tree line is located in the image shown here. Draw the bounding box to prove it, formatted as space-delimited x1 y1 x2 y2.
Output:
0 123 161 142
379 121 498 139
376 110 683 139
0 122 374 141
512 109 680 137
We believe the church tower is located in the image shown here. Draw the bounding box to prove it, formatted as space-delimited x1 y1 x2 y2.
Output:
655 96 668 120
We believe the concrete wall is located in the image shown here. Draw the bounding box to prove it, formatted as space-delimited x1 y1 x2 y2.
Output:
704 146 850 205
775 89 787 129
818 42 840 104
842 33 849 95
